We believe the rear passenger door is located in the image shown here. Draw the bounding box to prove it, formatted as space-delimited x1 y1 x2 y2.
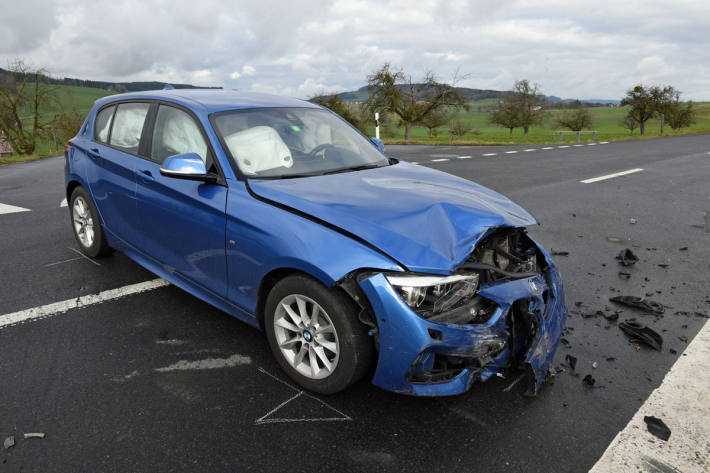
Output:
86 102 151 247
134 103 228 297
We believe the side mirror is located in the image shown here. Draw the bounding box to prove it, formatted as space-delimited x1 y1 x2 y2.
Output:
370 137 385 153
160 153 216 182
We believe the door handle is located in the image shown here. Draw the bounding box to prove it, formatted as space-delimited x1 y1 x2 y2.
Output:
88 147 101 160
137 169 155 182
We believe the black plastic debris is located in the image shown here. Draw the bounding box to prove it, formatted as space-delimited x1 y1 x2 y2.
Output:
565 354 577 370
669 349 677 355
583 374 595 387
610 296 665 314
618 271 631 280
619 321 663 351
644 416 671 441
679 335 688 343
603 312 620 322
616 248 639 266
606 357 616 362
551 250 569 256
658 264 669 269
679 247 688 251
3 436 14 450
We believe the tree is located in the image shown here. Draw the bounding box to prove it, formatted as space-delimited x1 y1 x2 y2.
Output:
449 118 471 138
0 59 58 154
665 99 696 132
310 93 368 134
366 63 468 141
488 93 520 135
621 114 637 134
418 107 452 137
620 85 655 136
555 107 594 131
512 80 545 134
650 85 677 134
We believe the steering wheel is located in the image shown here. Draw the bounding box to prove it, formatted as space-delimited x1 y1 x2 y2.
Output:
307 143 336 159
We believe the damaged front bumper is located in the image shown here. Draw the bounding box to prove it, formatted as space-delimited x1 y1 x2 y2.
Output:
359 256 567 396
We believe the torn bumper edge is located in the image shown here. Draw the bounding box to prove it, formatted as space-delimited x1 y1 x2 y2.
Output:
358 253 568 396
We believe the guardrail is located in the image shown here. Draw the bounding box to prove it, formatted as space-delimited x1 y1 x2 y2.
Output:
554 130 598 144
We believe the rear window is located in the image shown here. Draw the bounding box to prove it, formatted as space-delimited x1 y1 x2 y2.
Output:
109 103 150 154
94 106 115 144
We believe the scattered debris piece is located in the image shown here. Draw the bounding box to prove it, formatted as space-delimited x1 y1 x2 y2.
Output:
619 321 663 351
658 264 669 269
551 250 569 256
583 374 595 387
629 218 637 224
592 361 598 369
669 349 677 355
23 433 45 439
618 271 631 280
694 312 709 319
503 373 526 392
3 436 14 449
607 236 622 243
678 335 688 343
606 357 616 362
644 416 671 441
679 247 688 251
610 296 664 314
616 248 639 266
603 311 620 322
560 338 570 346
565 354 577 370
574 301 583 307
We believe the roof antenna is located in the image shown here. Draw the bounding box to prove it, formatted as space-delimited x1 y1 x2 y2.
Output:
163 84 175 90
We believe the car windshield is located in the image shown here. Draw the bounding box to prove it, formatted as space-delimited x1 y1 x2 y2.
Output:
212 107 390 178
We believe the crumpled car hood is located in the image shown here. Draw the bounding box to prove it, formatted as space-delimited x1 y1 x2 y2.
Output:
248 161 537 273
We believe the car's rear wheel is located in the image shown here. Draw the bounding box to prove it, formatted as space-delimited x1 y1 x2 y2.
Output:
69 186 113 258
264 275 374 394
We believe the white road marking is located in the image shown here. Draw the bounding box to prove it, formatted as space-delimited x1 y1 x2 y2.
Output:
431 158 449 162
573 144 585 147
587 143 598 146
558 145 571 148
44 257 83 267
456 155 473 159
505 150 518 154
589 319 710 473
0 203 31 215
581 168 644 184
482 153 497 156
255 367 351 425
542 147 554 150
600 141 609 144
0 278 169 330
60 198 67 208
155 354 251 372
68 247 102 267
523 148 537 152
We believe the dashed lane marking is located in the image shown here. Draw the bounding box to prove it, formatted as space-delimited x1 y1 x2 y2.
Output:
542 147 554 150
0 203 31 215
589 318 710 473
580 168 644 184
587 143 598 146
600 141 609 144
431 158 449 162
573 144 585 147
505 151 518 154
456 155 473 159
558 145 571 148
523 149 537 152
0 278 170 330
482 153 497 156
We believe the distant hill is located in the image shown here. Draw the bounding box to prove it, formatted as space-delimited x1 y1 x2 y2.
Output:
0 67 221 93
331 84 619 106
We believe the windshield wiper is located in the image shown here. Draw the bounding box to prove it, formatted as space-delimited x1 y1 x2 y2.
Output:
320 163 386 175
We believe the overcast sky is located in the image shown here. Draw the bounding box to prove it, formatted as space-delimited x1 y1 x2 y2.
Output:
2 0 709 100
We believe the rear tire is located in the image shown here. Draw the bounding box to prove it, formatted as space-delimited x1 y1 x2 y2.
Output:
264 274 374 394
69 186 113 258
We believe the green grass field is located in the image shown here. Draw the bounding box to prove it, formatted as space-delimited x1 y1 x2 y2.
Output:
368 101 710 145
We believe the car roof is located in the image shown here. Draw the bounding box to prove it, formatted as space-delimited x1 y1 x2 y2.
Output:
94 89 321 114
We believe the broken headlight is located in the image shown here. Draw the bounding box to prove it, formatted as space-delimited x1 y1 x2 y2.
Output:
386 273 494 324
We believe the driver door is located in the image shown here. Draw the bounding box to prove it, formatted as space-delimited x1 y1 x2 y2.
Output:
134 104 228 297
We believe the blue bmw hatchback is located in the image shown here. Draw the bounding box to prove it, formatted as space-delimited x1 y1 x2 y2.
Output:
65 89 567 396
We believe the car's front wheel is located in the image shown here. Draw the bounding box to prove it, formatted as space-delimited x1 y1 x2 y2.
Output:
264 275 374 394
69 186 113 258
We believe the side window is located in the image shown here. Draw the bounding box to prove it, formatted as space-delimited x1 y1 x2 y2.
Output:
151 105 208 164
94 105 115 144
109 103 150 155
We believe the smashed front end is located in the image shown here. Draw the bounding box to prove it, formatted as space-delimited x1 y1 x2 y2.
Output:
358 227 568 396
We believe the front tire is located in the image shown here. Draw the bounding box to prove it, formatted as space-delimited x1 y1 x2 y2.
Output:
69 186 113 258
264 275 374 394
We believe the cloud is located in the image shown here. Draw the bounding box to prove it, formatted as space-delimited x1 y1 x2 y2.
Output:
1 0 708 100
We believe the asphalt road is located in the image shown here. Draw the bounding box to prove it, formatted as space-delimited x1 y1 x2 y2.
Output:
1 135 709 472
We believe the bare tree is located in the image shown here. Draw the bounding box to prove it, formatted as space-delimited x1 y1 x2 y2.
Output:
554 108 594 131
512 80 545 134
366 63 468 141
620 85 655 136
0 59 58 154
488 93 520 135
